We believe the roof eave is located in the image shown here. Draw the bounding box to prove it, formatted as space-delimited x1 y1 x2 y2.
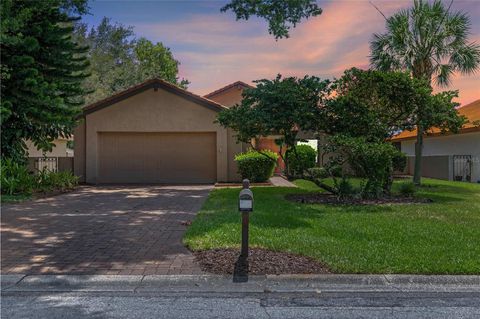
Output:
82 78 227 116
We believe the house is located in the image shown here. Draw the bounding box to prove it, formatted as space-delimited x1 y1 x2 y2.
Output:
205 81 286 173
26 137 74 173
74 78 245 184
391 99 480 183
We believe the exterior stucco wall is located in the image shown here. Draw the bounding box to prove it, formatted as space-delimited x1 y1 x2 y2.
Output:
73 120 86 182
26 139 69 157
82 87 230 184
207 87 244 107
406 156 450 180
401 131 480 182
227 128 244 181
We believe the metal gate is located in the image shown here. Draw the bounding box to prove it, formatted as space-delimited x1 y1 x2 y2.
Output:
453 155 472 182
34 157 58 172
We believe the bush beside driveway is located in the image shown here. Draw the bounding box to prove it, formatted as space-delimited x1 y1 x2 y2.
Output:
184 178 480 274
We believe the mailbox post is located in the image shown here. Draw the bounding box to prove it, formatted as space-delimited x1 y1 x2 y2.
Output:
238 179 253 258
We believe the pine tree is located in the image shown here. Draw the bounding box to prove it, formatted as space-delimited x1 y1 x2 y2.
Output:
1 0 90 161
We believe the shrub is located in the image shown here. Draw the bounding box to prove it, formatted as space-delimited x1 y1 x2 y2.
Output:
328 135 398 198
336 178 356 199
36 169 79 193
398 182 416 197
1 158 35 195
393 151 407 172
285 144 317 178
235 149 278 182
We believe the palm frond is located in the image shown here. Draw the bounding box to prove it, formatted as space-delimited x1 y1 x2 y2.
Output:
369 0 480 87
435 64 454 87
450 42 480 74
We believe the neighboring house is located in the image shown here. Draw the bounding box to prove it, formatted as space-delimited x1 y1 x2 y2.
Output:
205 81 286 173
74 78 244 184
391 99 480 183
26 138 74 172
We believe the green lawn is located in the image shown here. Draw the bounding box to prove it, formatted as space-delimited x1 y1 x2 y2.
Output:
184 178 480 274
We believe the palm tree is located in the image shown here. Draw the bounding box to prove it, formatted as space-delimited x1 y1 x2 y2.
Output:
370 0 480 185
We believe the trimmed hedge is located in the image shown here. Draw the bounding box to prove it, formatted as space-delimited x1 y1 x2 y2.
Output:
286 144 317 177
234 150 278 182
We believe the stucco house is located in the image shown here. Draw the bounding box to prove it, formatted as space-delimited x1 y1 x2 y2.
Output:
204 81 287 173
391 99 480 183
74 78 245 184
26 137 73 172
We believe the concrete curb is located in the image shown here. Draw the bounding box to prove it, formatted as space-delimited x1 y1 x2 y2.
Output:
2 274 480 293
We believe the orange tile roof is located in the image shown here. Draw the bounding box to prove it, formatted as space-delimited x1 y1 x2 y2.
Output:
391 99 480 141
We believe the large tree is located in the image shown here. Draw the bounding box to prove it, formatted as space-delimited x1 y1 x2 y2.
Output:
370 0 480 185
217 74 331 175
317 68 462 196
74 18 188 104
221 0 322 39
1 0 90 161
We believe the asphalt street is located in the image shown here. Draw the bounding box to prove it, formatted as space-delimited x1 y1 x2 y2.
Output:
2 275 480 318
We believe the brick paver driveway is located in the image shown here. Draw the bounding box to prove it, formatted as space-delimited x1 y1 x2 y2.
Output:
1 185 212 275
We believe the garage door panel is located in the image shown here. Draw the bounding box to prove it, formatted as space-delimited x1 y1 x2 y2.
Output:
98 132 216 184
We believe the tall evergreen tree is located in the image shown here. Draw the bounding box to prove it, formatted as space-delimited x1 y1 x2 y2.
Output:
1 0 90 161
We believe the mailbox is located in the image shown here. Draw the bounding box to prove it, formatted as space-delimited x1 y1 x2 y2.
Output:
238 179 253 258
239 189 253 212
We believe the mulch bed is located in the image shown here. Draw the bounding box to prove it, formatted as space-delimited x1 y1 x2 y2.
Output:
193 248 331 275
285 193 433 205
215 182 272 188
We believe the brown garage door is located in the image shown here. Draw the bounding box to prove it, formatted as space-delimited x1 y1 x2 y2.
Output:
98 132 216 184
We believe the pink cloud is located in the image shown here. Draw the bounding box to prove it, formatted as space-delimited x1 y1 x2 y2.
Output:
134 1 479 105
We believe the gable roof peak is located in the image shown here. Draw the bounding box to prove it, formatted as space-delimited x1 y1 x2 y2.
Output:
82 78 227 115
204 81 254 99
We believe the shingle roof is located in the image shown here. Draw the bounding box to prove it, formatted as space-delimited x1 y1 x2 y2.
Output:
82 78 227 116
391 99 480 141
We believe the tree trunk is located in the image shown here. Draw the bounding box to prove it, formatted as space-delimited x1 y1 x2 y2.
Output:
316 138 322 166
411 64 433 187
313 179 338 194
413 123 424 185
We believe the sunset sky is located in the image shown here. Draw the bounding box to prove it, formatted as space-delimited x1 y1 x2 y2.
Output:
83 0 480 106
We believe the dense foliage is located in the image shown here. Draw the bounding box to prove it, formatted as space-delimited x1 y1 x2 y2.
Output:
74 17 188 104
234 150 278 183
323 68 433 141
393 151 407 173
305 68 460 198
328 136 402 198
1 0 90 161
218 74 330 175
285 144 316 178
370 0 479 184
1 159 78 196
1 158 35 195
221 0 322 39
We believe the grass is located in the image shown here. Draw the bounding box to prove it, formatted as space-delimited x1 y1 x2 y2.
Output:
1 193 32 203
184 178 480 274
